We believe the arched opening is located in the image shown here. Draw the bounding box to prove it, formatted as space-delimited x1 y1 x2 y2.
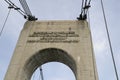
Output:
31 62 76 80
23 48 77 80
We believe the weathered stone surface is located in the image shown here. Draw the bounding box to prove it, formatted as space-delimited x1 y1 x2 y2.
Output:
4 20 98 80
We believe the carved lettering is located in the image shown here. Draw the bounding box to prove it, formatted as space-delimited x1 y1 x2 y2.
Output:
27 31 79 43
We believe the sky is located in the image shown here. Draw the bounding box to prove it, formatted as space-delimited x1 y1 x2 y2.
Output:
0 0 120 80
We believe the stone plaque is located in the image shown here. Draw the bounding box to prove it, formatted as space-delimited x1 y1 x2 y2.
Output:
27 31 79 43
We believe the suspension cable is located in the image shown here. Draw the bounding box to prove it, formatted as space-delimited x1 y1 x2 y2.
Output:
19 0 32 16
100 0 119 80
39 67 44 80
19 0 37 21
77 0 91 20
0 8 11 37
81 0 84 15
4 0 37 21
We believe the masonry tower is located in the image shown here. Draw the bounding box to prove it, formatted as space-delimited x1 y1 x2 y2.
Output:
4 20 98 80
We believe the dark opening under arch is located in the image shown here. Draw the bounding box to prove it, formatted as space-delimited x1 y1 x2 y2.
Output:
24 48 77 80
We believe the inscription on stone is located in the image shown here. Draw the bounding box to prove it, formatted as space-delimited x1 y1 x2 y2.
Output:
27 31 79 43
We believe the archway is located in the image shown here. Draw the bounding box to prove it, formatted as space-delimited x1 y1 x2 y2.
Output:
24 48 77 80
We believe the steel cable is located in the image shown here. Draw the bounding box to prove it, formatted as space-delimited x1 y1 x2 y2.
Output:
39 67 44 80
100 0 119 80
0 9 11 37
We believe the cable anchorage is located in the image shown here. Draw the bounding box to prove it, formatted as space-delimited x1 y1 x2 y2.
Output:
4 0 37 21
77 0 91 20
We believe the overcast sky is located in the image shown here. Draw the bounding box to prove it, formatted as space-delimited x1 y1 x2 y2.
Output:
0 0 120 80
